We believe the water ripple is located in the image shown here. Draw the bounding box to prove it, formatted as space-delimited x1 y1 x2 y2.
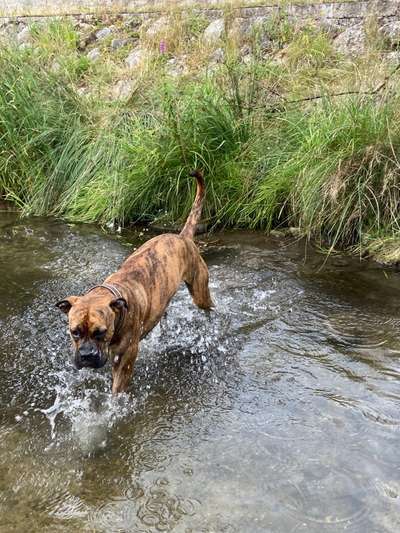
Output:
1 217 400 532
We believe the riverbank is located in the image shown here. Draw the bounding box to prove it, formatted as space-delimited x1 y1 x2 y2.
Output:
1 8 400 263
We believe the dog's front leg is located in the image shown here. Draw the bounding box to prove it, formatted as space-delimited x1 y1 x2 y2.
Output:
112 339 139 395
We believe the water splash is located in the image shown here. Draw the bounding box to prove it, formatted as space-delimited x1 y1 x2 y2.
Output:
37 279 235 454
39 366 134 454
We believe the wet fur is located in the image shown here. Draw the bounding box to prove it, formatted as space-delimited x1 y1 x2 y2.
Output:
57 172 213 393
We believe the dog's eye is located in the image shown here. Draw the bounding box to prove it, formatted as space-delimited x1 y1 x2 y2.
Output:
70 328 82 340
93 329 107 341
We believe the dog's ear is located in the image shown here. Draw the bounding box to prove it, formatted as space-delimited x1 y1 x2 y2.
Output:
55 296 78 314
110 298 128 312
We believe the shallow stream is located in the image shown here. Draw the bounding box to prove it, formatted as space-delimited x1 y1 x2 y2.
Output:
1 213 400 532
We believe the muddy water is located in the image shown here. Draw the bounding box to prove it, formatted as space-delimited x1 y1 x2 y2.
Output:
1 212 400 532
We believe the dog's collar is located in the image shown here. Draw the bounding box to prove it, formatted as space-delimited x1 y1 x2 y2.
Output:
85 283 126 342
86 283 123 300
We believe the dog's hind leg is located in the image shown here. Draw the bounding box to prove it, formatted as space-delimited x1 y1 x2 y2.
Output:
185 256 213 310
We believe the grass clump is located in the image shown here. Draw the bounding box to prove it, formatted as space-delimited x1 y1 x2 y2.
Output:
1 16 400 262
247 97 400 249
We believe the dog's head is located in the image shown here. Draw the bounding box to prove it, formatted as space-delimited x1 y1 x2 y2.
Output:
55 293 127 369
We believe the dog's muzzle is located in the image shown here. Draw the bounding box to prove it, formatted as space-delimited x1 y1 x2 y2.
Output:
75 342 108 370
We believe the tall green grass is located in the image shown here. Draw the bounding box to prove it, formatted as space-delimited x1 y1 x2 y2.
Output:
1 19 400 260
245 97 400 248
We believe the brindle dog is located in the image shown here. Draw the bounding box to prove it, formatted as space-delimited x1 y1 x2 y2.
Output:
56 171 213 394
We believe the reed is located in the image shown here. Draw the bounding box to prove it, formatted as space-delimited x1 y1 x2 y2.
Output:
1 17 399 260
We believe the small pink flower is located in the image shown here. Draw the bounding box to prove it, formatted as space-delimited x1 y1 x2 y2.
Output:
159 40 167 54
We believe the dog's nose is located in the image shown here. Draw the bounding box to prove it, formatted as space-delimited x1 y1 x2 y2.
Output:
79 343 96 358
76 343 99 368
80 350 95 360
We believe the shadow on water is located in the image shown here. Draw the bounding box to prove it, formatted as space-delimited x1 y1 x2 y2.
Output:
1 214 400 532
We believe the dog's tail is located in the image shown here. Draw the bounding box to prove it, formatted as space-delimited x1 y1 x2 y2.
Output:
179 170 205 239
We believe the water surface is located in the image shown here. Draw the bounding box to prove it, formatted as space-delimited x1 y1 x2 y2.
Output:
1 212 400 532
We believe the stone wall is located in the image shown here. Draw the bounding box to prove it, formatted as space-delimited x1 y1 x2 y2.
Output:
0 0 233 17
0 0 399 22
2 1 400 63
1 1 400 34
